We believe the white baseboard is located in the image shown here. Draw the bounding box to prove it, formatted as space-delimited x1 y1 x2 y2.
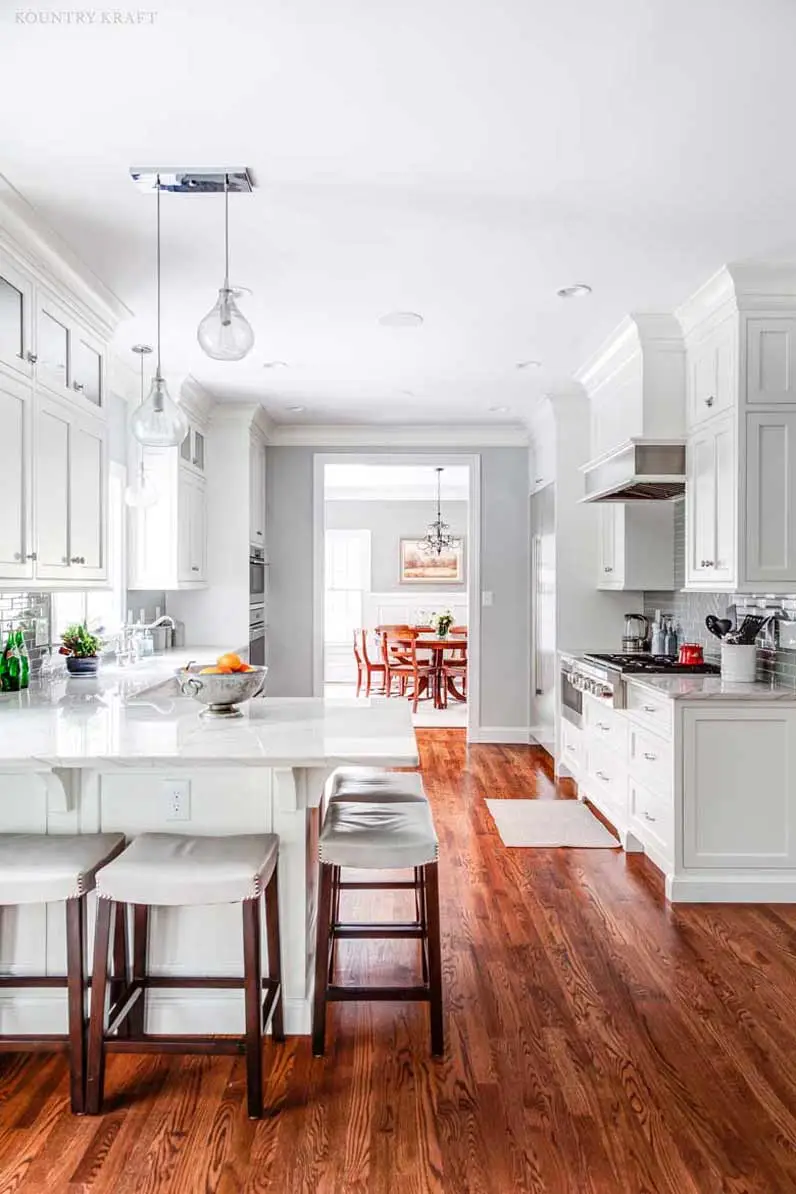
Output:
469 726 533 744
666 872 796 903
0 989 311 1036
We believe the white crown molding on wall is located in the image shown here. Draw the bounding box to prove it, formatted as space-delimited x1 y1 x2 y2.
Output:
266 422 530 447
0 173 131 338
574 313 683 397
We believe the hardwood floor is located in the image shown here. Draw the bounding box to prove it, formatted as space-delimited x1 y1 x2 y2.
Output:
1 732 796 1192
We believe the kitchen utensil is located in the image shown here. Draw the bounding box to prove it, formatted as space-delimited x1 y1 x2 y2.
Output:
705 616 733 640
622 613 650 655
178 664 267 718
725 615 766 645
678 643 704 666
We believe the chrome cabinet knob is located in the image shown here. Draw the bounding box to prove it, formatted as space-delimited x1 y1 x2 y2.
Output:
72 381 85 392
191 566 199 572
604 566 613 573
70 556 86 564
26 551 37 561
705 395 715 407
26 351 38 364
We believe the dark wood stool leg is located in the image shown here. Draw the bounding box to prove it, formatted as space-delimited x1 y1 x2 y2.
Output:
328 865 341 983
264 868 284 1043
65 896 86 1114
424 863 444 1057
312 861 334 1057
129 904 149 1039
85 897 113 1115
415 867 429 984
110 902 129 1039
242 897 263 1119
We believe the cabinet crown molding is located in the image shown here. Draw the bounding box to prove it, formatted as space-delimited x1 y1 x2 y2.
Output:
677 262 796 338
266 422 530 447
575 313 684 395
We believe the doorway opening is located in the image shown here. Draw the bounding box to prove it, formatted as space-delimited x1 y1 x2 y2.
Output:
313 455 480 734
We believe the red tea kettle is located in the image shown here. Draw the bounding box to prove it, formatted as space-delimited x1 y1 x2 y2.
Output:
678 643 704 666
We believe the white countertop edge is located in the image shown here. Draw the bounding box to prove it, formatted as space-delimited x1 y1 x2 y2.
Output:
624 674 796 702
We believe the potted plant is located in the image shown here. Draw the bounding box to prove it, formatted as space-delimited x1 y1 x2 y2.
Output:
59 624 103 675
432 610 454 638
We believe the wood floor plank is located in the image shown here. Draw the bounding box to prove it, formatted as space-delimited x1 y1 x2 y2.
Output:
0 734 794 1192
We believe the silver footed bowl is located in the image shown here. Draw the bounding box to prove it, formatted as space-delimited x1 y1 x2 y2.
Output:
177 664 268 718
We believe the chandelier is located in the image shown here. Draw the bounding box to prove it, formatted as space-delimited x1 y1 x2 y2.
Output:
421 467 455 556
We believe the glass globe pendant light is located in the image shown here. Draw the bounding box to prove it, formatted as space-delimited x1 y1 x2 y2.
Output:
196 173 255 360
130 175 190 448
125 345 159 508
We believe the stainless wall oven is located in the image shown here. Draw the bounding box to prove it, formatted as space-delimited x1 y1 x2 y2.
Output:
249 603 266 669
249 546 266 603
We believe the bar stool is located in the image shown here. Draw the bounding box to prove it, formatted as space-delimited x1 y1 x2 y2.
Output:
313 798 443 1057
85 832 284 1119
0 832 126 1113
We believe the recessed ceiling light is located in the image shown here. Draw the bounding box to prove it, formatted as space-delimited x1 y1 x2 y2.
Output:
399 389 416 397
378 311 424 328
263 360 288 369
287 405 305 413
516 359 542 370
489 405 510 414
556 283 592 299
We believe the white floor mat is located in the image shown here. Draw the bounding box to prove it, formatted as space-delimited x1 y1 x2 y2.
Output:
485 799 620 848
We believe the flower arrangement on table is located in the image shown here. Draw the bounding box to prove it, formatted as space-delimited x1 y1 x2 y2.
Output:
59 624 103 674
432 610 454 638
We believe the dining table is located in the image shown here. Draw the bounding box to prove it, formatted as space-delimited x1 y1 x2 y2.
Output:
414 635 468 709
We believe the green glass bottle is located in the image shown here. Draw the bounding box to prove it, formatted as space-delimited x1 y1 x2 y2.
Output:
2 634 21 693
0 636 7 693
14 629 29 690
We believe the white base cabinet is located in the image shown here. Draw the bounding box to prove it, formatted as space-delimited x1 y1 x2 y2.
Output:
568 681 796 902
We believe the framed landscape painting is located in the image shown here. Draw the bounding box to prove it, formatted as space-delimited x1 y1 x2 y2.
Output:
400 538 464 583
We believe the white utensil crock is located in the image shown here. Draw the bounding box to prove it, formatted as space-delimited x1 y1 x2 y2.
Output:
721 643 757 682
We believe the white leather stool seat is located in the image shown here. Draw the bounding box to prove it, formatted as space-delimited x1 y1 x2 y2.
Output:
95 833 279 906
319 801 438 870
0 833 125 905
327 766 427 803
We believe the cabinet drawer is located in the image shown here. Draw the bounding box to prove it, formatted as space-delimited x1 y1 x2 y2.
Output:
625 684 673 739
584 697 627 757
628 724 672 798
560 720 582 775
629 777 673 862
584 742 627 822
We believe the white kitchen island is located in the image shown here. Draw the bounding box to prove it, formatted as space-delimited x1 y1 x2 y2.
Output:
0 677 418 1035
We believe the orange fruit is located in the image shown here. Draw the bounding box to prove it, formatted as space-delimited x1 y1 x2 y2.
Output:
217 652 243 671
216 665 234 674
240 664 255 672
199 666 216 674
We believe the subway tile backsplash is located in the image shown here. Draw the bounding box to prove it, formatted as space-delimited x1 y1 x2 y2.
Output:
643 500 796 688
0 592 52 676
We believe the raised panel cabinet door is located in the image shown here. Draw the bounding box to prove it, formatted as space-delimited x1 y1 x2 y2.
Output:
36 297 71 396
745 411 796 585
69 418 106 578
71 332 103 408
249 437 265 543
685 429 716 584
189 478 207 580
711 417 736 584
688 336 718 427
0 377 33 579
177 472 193 583
746 317 796 404
34 399 71 576
598 504 619 585
682 708 796 868
0 258 33 379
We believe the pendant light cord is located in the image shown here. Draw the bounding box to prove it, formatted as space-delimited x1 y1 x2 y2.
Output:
156 173 162 377
224 172 230 289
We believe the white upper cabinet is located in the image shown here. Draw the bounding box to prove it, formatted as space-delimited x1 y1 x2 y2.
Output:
685 414 736 588
744 411 796 585
69 416 106 578
179 422 206 474
746 317 796 404
0 256 34 381
35 289 106 412
0 374 33 579
687 316 736 429
249 434 266 544
34 397 71 579
178 469 207 583
128 447 208 591
597 503 675 591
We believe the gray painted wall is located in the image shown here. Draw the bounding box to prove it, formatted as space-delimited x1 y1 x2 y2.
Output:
266 446 530 731
325 500 468 593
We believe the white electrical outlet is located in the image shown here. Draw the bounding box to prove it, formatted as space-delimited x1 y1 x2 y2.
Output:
481 590 494 607
163 779 191 821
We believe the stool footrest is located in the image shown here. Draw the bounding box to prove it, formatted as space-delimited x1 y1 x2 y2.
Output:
106 1035 249 1056
338 881 418 891
0 975 69 988
0 1035 70 1052
327 984 430 1002
332 922 423 939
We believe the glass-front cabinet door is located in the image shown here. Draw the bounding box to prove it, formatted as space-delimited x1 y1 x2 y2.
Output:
37 296 71 396
0 257 33 380
72 331 103 407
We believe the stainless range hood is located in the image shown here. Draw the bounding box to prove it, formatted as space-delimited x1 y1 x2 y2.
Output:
580 438 686 503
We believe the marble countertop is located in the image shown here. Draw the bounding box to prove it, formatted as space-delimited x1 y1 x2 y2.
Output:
0 672 419 769
625 674 796 701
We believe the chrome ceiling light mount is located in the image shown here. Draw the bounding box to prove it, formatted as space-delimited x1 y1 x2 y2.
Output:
130 175 190 448
421 467 455 556
197 172 255 361
124 344 159 508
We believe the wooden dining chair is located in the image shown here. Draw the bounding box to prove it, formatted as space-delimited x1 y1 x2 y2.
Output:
352 629 365 697
359 630 387 696
379 627 437 711
440 636 468 707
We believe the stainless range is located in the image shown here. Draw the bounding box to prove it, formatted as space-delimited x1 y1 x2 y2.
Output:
560 652 720 727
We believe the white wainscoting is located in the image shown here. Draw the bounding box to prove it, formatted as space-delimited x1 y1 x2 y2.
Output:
364 591 468 629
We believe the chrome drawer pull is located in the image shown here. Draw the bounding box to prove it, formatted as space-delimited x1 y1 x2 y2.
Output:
596 770 610 782
643 752 658 761
643 810 657 823
642 705 658 714
597 722 610 731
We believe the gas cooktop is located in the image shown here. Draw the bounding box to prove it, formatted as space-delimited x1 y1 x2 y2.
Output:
583 653 720 675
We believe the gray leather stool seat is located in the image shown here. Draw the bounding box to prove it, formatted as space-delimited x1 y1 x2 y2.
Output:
326 766 427 803
86 832 284 1119
313 799 444 1058
0 832 127 1115
94 832 279 905
320 800 438 869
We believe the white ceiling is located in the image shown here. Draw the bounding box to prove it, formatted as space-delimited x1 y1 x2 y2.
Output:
324 464 470 501
3 0 796 425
